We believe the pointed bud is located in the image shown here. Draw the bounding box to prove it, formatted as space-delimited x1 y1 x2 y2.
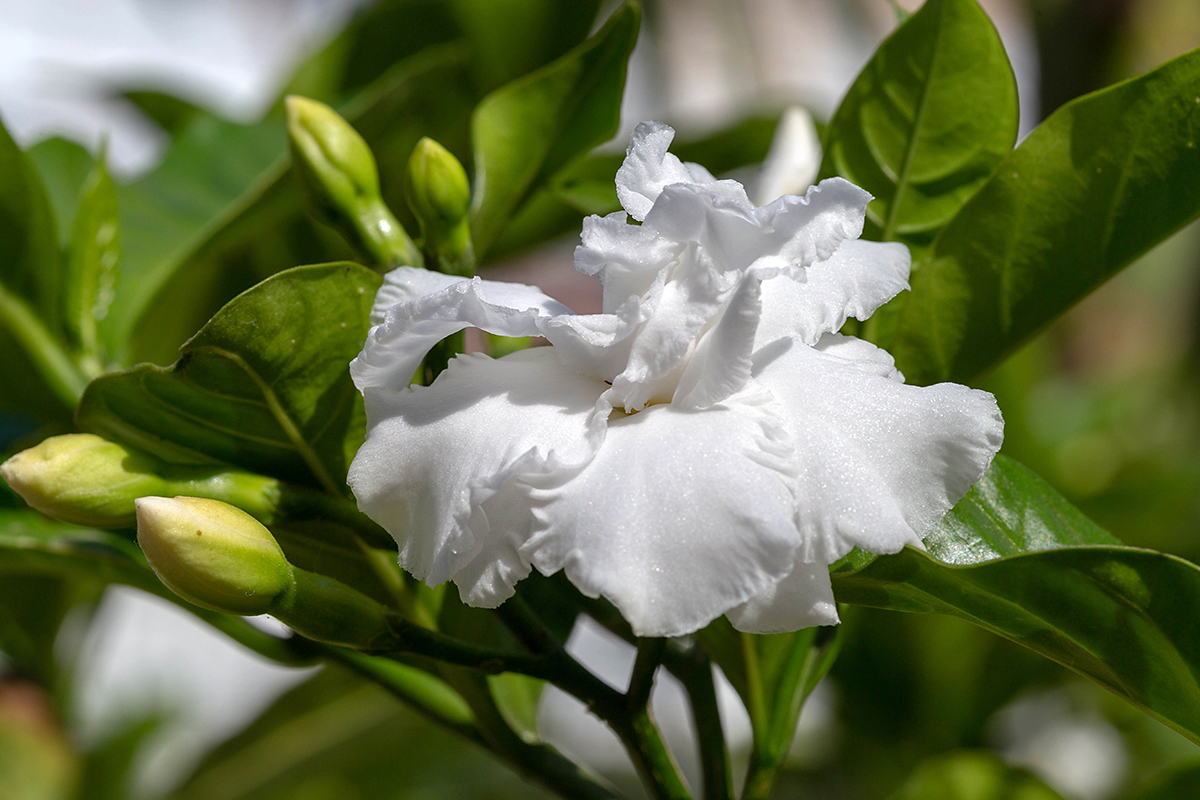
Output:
1 434 281 529
286 95 422 270
406 138 474 277
135 496 295 616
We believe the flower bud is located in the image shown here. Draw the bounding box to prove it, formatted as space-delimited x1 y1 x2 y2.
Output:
135 496 295 616
1 434 282 529
285 95 421 269
406 138 474 277
2 434 170 527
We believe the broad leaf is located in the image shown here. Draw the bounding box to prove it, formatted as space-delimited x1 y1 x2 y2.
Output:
26 137 95 247
820 0 1018 245
878 45 1200 385
887 751 1064 800
77 263 380 493
832 458 1200 744
64 159 121 371
469 1 639 256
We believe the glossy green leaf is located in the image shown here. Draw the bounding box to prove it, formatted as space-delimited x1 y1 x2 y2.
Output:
832 458 1200 743
64 159 121 372
0 116 62 330
887 751 1064 800
468 2 639 256
77 263 380 493
820 0 1018 245
878 44 1200 385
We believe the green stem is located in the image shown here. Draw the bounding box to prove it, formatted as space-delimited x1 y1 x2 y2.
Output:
675 647 733 800
0 286 86 411
497 598 692 800
628 638 665 710
351 198 423 271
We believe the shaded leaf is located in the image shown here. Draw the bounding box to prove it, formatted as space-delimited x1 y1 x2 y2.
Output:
820 0 1018 245
77 263 380 493
878 45 1200 385
469 2 639 256
26 138 95 247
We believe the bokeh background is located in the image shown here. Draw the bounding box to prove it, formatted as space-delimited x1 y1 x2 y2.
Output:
3 1 1200 798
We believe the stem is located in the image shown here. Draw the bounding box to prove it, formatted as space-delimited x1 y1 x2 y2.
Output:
497 598 693 800
675 647 733 800
0 286 86 412
628 638 665 710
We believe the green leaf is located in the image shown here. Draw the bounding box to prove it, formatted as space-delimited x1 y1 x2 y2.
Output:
0 508 157 591
878 44 1200 385
78 715 164 800
886 751 1065 800
77 263 380 493
468 1 640 256
832 458 1200 744
1125 763 1200 800
0 116 63 330
819 0 1018 245
26 138 95 247
64 159 121 372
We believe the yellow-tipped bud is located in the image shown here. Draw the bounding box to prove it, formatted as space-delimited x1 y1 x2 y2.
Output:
286 95 421 269
2 434 170 527
135 496 295 616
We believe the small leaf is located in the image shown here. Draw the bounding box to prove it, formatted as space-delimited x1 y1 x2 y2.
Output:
469 2 640 256
77 263 380 493
64 159 121 373
820 0 1018 246
878 44 1200 385
886 751 1065 800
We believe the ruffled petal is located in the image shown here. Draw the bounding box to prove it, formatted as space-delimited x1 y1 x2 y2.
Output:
616 121 718 221
755 239 910 348
646 178 871 275
575 211 684 314
725 556 839 634
352 271 574 392
348 348 605 601
521 390 801 637
752 335 1003 563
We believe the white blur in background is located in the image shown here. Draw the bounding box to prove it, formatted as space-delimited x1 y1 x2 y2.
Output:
0 1 1123 798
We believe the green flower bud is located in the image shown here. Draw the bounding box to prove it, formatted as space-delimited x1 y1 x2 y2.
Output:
286 95 422 270
135 496 295 616
0 434 281 529
2 434 171 527
406 138 470 229
406 138 474 278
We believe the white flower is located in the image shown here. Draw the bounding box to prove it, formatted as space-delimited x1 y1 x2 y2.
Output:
348 121 1003 638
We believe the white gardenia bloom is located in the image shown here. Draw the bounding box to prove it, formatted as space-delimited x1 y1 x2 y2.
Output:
348 121 1004 638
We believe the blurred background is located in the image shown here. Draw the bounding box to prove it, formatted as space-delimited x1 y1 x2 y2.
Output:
2 1 1200 798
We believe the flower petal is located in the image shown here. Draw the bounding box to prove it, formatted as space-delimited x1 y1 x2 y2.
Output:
752 335 1003 563
646 178 871 274
521 390 801 637
755 239 910 348
352 269 574 392
348 348 605 601
726 556 839 634
575 211 683 314
616 121 718 221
